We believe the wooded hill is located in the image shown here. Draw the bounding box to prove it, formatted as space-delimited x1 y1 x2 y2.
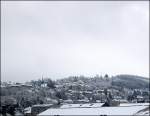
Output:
112 74 149 89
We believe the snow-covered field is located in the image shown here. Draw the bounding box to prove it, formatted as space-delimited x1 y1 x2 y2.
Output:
39 103 149 115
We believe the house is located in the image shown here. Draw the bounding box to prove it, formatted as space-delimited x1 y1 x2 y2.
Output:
136 96 144 103
113 99 128 103
24 107 31 115
63 99 73 104
143 96 150 103
45 98 58 104
74 99 89 104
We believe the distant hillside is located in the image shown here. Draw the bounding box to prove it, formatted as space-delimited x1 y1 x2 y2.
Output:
56 74 149 90
112 74 149 89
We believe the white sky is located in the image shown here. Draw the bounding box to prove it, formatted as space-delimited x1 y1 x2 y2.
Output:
1 1 149 82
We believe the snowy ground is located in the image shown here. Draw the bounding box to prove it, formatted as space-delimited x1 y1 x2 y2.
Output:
39 103 149 115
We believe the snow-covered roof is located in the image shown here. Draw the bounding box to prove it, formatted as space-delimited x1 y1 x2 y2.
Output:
76 99 89 102
24 107 31 113
63 99 73 103
33 104 53 107
113 99 128 102
38 105 148 115
8 84 32 87
137 96 144 99
60 103 104 108
113 96 122 99
83 91 92 94
119 103 149 107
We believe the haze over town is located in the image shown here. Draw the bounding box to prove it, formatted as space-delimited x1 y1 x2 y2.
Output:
1 1 149 82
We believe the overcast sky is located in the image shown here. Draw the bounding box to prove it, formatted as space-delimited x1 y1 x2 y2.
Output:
1 1 149 82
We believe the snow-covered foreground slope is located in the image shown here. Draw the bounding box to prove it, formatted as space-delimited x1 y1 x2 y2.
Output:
39 104 149 115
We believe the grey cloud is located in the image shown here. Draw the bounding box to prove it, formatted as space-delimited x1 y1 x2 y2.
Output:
1 1 149 82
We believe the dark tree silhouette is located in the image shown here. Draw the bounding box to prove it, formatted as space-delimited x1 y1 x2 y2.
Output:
47 79 56 88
